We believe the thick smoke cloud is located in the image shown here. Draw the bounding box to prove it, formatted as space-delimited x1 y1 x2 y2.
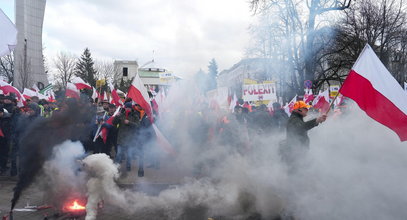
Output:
11 100 92 210
10 80 407 220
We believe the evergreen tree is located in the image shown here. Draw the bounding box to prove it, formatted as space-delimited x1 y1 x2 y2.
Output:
207 58 218 89
75 48 97 87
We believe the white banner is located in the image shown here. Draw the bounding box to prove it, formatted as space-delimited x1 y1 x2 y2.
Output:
243 82 277 102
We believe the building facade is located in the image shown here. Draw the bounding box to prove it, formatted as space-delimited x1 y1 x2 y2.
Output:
217 58 275 97
114 60 179 91
114 60 139 82
14 0 48 90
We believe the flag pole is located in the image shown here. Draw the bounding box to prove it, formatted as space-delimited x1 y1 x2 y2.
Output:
93 111 107 142
325 91 340 114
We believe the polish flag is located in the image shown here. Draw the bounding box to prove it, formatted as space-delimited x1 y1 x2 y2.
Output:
0 80 23 100
284 95 297 116
65 82 80 99
340 44 407 141
100 107 120 143
71 77 92 90
152 124 176 156
127 73 153 121
304 89 314 103
23 88 37 100
312 89 330 112
108 83 122 107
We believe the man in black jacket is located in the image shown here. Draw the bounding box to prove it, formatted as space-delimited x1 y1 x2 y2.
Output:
280 101 327 168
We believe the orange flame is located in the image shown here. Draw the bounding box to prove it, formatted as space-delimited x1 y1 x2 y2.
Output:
67 200 86 211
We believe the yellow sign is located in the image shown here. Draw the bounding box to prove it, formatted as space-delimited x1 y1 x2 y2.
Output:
96 79 106 88
329 85 340 97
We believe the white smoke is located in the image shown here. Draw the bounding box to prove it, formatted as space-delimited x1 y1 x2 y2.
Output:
40 140 87 209
37 80 407 220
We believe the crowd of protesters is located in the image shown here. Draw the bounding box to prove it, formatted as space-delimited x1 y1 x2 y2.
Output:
0 87 336 178
0 93 156 177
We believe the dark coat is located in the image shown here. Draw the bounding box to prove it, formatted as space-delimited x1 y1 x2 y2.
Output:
113 110 140 146
286 111 318 148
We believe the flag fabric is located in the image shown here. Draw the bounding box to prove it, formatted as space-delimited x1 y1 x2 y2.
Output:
103 91 108 102
91 87 98 101
99 107 120 143
284 95 297 116
39 84 53 95
339 44 407 141
312 89 330 112
229 93 237 112
127 73 153 122
108 83 122 107
65 82 80 99
0 80 23 100
71 77 92 90
152 124 176 156
23 88 37 100
404 82 407 92
304 89 314 103
334 94 344 108
0 9 17 57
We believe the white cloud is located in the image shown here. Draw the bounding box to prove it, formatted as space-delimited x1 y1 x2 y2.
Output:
43 0 254 77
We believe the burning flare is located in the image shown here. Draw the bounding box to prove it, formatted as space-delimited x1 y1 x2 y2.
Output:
67 200 86 211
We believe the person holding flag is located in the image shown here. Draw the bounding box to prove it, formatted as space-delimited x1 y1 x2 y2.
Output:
280 101 327 170
113 102 140 174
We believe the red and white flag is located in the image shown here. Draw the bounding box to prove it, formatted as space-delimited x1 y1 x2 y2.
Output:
284 95 297 116
71 77 92 90
127 73 153 121
65 82 80 99
108 82 122 107
340 44 407 141
0 80 23 100
304 89 314 103
152 124 176 156
99 107 121 143
312 89 330 112
23 88 37 100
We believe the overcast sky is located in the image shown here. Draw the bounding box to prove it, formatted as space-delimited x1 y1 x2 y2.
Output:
0 0 254 78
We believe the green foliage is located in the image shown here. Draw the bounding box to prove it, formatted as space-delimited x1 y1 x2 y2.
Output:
75 48 97 87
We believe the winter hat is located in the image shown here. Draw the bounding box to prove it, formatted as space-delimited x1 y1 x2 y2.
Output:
124 102 132 109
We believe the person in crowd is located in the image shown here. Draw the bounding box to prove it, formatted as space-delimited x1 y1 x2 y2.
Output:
133 104 155 176
113 102 140 173
0 107 12 175
248 104 272 135
270 102 288 133
91 106 110 154
280 101 327 169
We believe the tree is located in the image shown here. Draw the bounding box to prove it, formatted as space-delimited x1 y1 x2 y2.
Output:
0 53 14 83
207 58 218 89
315 0 407 89
75 48 97 87
94 60 121 85
54 51 76 87
249 0 352 94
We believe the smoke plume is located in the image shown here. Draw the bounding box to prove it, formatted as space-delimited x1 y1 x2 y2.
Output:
11 99 92 210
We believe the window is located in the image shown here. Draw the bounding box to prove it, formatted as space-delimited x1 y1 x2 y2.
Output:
123 67 128 76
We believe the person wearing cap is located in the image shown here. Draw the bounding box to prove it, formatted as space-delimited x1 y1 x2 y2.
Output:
280 101 327 167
